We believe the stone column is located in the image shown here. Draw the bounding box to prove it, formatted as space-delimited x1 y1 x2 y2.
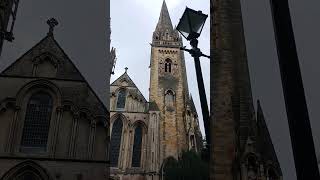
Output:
51 106 63 157
69 113 79 157
88 120 96 159
5 106 20 153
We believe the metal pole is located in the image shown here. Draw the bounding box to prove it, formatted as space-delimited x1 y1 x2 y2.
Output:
189 39 210 153
270 0 320 179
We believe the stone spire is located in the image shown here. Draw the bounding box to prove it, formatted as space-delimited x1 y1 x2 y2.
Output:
155 0 173 32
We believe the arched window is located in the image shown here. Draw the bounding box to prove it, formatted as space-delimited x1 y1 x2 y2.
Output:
131 125 143 167
165 90 174 107
116 89 126 110
165 59 172 73
110 118 123 167
20 92 53 153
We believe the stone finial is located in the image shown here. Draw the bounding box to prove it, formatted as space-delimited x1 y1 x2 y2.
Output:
125 67 128 73
47 18 59 35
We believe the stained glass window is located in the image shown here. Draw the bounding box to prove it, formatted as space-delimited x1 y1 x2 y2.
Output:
20 92 53 153
131 125 143 167
116 89 126 110
110 118 123 167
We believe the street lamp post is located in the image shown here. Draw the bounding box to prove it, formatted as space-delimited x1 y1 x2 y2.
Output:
270 0 320 179
176 7 210 155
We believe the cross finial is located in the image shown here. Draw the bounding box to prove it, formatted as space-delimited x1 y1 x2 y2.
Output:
125 67 128 73
47 18 59 35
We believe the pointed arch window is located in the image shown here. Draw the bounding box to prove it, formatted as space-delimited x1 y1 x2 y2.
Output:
20 92 53 153
165 59 172 73
116 89 126 110
110 118 123 167
131 125 143 167
165 90 174 107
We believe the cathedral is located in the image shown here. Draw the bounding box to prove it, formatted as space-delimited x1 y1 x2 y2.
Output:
109 1 203 180
0 19 109 179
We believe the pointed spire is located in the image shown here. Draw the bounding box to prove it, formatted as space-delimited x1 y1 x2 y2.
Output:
155 0 173 32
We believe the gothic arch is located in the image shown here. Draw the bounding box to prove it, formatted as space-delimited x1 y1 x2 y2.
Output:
131 120 147 132
110 113 128 129
13 80 61 154
1 161 52 180
16 79 62 107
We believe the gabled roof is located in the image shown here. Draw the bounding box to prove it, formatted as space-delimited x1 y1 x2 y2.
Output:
1 33 85 81
111 71 136 87
111 71 147 102
0 32 108 114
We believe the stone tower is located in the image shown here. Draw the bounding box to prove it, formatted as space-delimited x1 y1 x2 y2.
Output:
149 0 189 163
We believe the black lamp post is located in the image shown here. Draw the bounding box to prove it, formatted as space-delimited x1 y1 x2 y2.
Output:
176 7 210 154
270 0 320 179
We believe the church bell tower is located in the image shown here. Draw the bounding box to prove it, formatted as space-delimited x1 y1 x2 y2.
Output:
149 0 189 163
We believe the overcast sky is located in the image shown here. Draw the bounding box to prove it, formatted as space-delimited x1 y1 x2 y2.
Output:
0 0 319 179
241 0 320 179
110 0 210 136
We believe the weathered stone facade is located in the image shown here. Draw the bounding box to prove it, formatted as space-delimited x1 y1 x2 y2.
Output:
109 1 203 179
210 0 282 179
0 30 109 179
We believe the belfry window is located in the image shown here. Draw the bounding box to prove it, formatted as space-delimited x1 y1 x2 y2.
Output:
20 92 53 153
110 118 123 167
132 125 143 167
165 59 172 73
116 89 126 110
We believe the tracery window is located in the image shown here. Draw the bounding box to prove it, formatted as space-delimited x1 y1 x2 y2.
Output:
110 118 123 167
131 125 143 167
165 59 172 73
116 89 126 110
20 92 53 153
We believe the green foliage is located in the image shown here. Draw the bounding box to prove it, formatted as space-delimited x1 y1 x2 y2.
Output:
163 150 209 180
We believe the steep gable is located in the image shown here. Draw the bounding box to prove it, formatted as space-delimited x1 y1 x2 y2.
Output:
1 34 85 81
111 72 137 87
111 71 147 102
